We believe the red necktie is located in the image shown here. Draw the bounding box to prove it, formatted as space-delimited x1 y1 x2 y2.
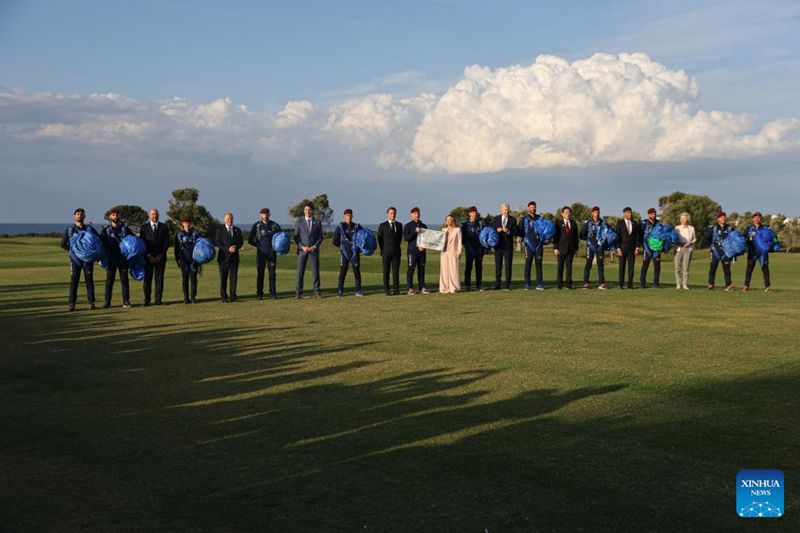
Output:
565 222 570 234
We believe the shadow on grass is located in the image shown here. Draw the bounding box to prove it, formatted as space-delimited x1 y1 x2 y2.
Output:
0 306 798 531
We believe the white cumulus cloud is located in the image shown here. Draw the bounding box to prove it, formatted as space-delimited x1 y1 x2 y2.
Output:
1 52 798 175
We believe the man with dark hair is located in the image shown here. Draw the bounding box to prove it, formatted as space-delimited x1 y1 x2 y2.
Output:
519 200 545 290
615 207 640 289
332 208 364 297
704 211 734 291
248 208 282 300
553 206 579 289
60 208 98 311
175 216 201 304
100 207 133 308
139 208 170 306
579 206 608 289
640 208 662 288
293 204 323 298
742 212 774 292
404 207 429 294
216 212 244 302
492 203 517 290
460 206 485 291
377 207 403 295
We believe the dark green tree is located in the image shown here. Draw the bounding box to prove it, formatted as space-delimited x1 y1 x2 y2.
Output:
166 188 219 236
658 192 722 249
105 205 147 228
289 193 334 226
448 206 471 225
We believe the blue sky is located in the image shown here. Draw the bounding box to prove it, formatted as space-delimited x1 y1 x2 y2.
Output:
1 0 799 223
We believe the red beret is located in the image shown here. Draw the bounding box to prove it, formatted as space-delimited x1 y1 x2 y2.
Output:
259 208 269 215
591 206 600 212
647 208 657 215
410 207 420 214
181 216 190 223
467 206 478 213
717 211 726 218
343 208 353 215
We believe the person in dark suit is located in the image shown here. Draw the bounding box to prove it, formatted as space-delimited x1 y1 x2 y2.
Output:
293 204 324 298
215 212 244 302
553 206 579 289
377 206 403 295
492 203 517 290
615 207 640 289
139 208 170 305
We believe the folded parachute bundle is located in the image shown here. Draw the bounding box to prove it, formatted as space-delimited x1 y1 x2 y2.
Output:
601 226 619 249
534 218 555 243
119 235 147 281
646 223 677 255
353 228 377 256
69 228 105 263
722 230 747 260
754 227 780 255
479 226 499 249
192 237 216 265
272 231 291 255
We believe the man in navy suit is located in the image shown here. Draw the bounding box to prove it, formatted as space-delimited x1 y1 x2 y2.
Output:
377 207 403 295
553 206 579 289
492 203 517 290
139 208 170 306
215 212 244 302
294 204 324 298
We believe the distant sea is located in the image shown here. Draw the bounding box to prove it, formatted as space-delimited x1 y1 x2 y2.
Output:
0 223 69 235
1 222 384 235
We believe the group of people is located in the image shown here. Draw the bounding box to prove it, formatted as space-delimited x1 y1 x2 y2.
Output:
60 202 775 310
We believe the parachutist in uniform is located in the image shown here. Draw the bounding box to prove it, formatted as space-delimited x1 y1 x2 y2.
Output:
61 207 97 311
248 208 281 300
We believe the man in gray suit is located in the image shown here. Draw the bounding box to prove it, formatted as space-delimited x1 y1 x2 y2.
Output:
294 204 324 298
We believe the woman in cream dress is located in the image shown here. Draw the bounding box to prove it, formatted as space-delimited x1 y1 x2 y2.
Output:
674 212 696 290
439 215 462 293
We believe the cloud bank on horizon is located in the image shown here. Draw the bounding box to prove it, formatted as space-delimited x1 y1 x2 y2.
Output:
3 52 799 175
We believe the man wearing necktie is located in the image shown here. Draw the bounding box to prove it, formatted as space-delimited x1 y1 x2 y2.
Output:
215 212 244 302
553 206 579 289
491 203 517 290
293 204 324 298
615 207 641 289
139 208 170 305
377 207 403 295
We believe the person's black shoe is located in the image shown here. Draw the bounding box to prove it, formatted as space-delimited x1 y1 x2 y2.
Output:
627 284 634 290
88 303 97 310
191 298 198 304
269 293 277 300
102 302 111 309
184 298 191 304
143 301 151 307
221 297 229 303
653 284 661 289
68 304 76 312
155 301 164 305
230 296 238 302
258 294 264 300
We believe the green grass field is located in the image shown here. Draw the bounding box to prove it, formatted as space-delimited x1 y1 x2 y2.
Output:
1 237 798 531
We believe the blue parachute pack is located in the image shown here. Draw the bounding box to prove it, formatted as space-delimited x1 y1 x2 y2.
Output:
754 227 780 256
69 228 105 263
600 225 619 249
586 221 611 253
192 237 216 265
722 230 747 260
353 227 377 256
272 231 291 255
534 218 555 243
479 226 499 249
119 234 147 281
645 223 678 255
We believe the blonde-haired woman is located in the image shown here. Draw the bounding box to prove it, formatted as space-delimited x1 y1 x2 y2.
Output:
674 212 696 289
439 215 462 293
